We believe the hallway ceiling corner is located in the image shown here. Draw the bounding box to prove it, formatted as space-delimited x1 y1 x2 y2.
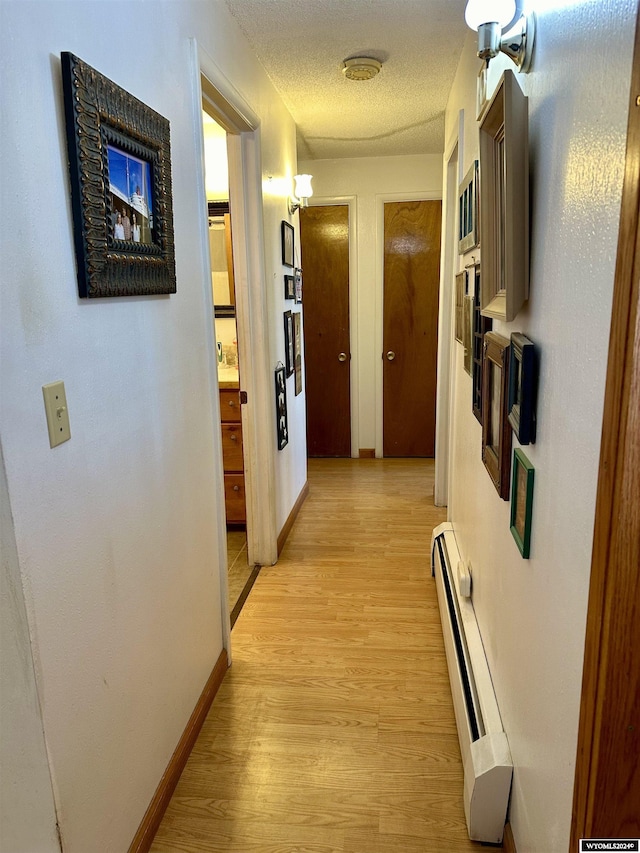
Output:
223 0 470 161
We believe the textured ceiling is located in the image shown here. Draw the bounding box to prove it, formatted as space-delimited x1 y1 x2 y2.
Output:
224 0 470 160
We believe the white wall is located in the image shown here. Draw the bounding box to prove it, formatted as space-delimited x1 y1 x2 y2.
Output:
0 446 60 853
0 2 301 851
443 5 636 851
298 154 443 453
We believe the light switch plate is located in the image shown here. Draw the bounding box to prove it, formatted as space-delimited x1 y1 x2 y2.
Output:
42 381 71 447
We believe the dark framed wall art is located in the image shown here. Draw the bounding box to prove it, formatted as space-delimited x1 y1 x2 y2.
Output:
61 52 176 298
293 311 303 396
284 310 294 376
282 220 294 267
284 274 295 300
508 332 537 445
275 365 288 451
472 267 493 423
294 267 303 304
455 271 466 344
510 448 534 558
482 332 512 499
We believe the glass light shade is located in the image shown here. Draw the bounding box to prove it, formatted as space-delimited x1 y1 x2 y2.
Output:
464 0 516 31
293 174 313 200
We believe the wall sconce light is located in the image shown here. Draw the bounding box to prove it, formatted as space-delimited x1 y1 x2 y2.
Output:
465 0 535 73
288 174 313 215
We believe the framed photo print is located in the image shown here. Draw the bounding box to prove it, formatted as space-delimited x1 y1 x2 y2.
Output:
510 448 534 558
294 267 303 304
281 220 294 267
284 274 295 300
284 310 294 376
455 271 466 344
463 294 473 375
482 332 512 499
274 365 288 451
508 333 537 445
472 267 493 423
458 160 479 254
61 52 176 298
293 311 302 396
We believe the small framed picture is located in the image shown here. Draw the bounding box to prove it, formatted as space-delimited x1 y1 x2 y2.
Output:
284 274 295 300
508 333 537 445
482 332 512 499
463 294 473 375
294 267 303 304
510 448 534 558
472 267 493 423
458 160 479 254
284 310 294 376
293 311 303 396
274 365 288 451
281 220 294 267
455 271 466 344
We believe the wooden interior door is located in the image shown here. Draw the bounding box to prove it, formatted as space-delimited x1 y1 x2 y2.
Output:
383 200 442 457
299 205 350 457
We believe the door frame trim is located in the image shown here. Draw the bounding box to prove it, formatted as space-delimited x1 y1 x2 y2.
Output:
376 191 442 458
570 12 640 840
306 196 359 458
190 40 278 658
435 112 464 507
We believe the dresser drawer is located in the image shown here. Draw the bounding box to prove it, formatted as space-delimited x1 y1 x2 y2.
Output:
221 423 243 471
219 389 241 422
224 473 246 523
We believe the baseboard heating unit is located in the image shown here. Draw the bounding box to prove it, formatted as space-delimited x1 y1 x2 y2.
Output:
431 522 513 843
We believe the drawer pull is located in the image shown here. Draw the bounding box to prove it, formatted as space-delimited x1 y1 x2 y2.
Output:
230 433 237 441
386 350 396 361
228 400 236 407
233 485 240 492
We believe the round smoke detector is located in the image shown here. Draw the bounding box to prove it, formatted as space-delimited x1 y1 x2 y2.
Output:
342 57 382 81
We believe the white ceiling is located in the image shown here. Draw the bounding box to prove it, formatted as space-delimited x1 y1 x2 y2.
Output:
223 0 470 161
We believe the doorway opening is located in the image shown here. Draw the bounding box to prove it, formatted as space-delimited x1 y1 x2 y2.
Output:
201 108 253 623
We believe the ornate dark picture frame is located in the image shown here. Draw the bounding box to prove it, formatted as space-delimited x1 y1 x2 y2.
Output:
482 332 512 499
510 448 534 558
61 52 176 298
508 332 537 445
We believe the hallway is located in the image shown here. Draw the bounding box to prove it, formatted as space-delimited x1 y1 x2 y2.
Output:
150 459 492 852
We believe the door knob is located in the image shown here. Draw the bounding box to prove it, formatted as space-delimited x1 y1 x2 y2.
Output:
386 351 396 361
338 352 348 362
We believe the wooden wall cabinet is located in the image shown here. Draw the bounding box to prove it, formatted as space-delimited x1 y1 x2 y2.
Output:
220 389 245 524
479 70 529 321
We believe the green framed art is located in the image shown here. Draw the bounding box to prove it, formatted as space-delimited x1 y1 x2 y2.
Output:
510 448 534 558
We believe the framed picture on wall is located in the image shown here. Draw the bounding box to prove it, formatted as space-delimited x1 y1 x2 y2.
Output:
455 271 466 344
61 52 176 298
293 311 303 395
482 332 512 499
458 160 479 254
463 294 473 375
294 267 303 304
284 274 295 300
471 266 493 423
508 333 537 445
282 220 294 267
510 448 534 558
284 310 294 376
275 364 288 451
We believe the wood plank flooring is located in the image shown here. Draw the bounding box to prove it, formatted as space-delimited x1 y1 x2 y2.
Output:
150 459 494 853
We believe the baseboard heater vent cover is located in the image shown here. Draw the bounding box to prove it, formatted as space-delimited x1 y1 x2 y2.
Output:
431 522 513 843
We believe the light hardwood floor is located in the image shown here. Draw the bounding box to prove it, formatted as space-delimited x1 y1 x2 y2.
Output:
151 459 495 852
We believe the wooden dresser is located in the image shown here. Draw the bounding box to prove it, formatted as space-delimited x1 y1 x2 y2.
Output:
219 388 245 524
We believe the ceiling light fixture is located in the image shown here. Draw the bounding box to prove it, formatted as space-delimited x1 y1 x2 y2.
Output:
342 57 382 81
464 0 535 73
288 174 313 215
